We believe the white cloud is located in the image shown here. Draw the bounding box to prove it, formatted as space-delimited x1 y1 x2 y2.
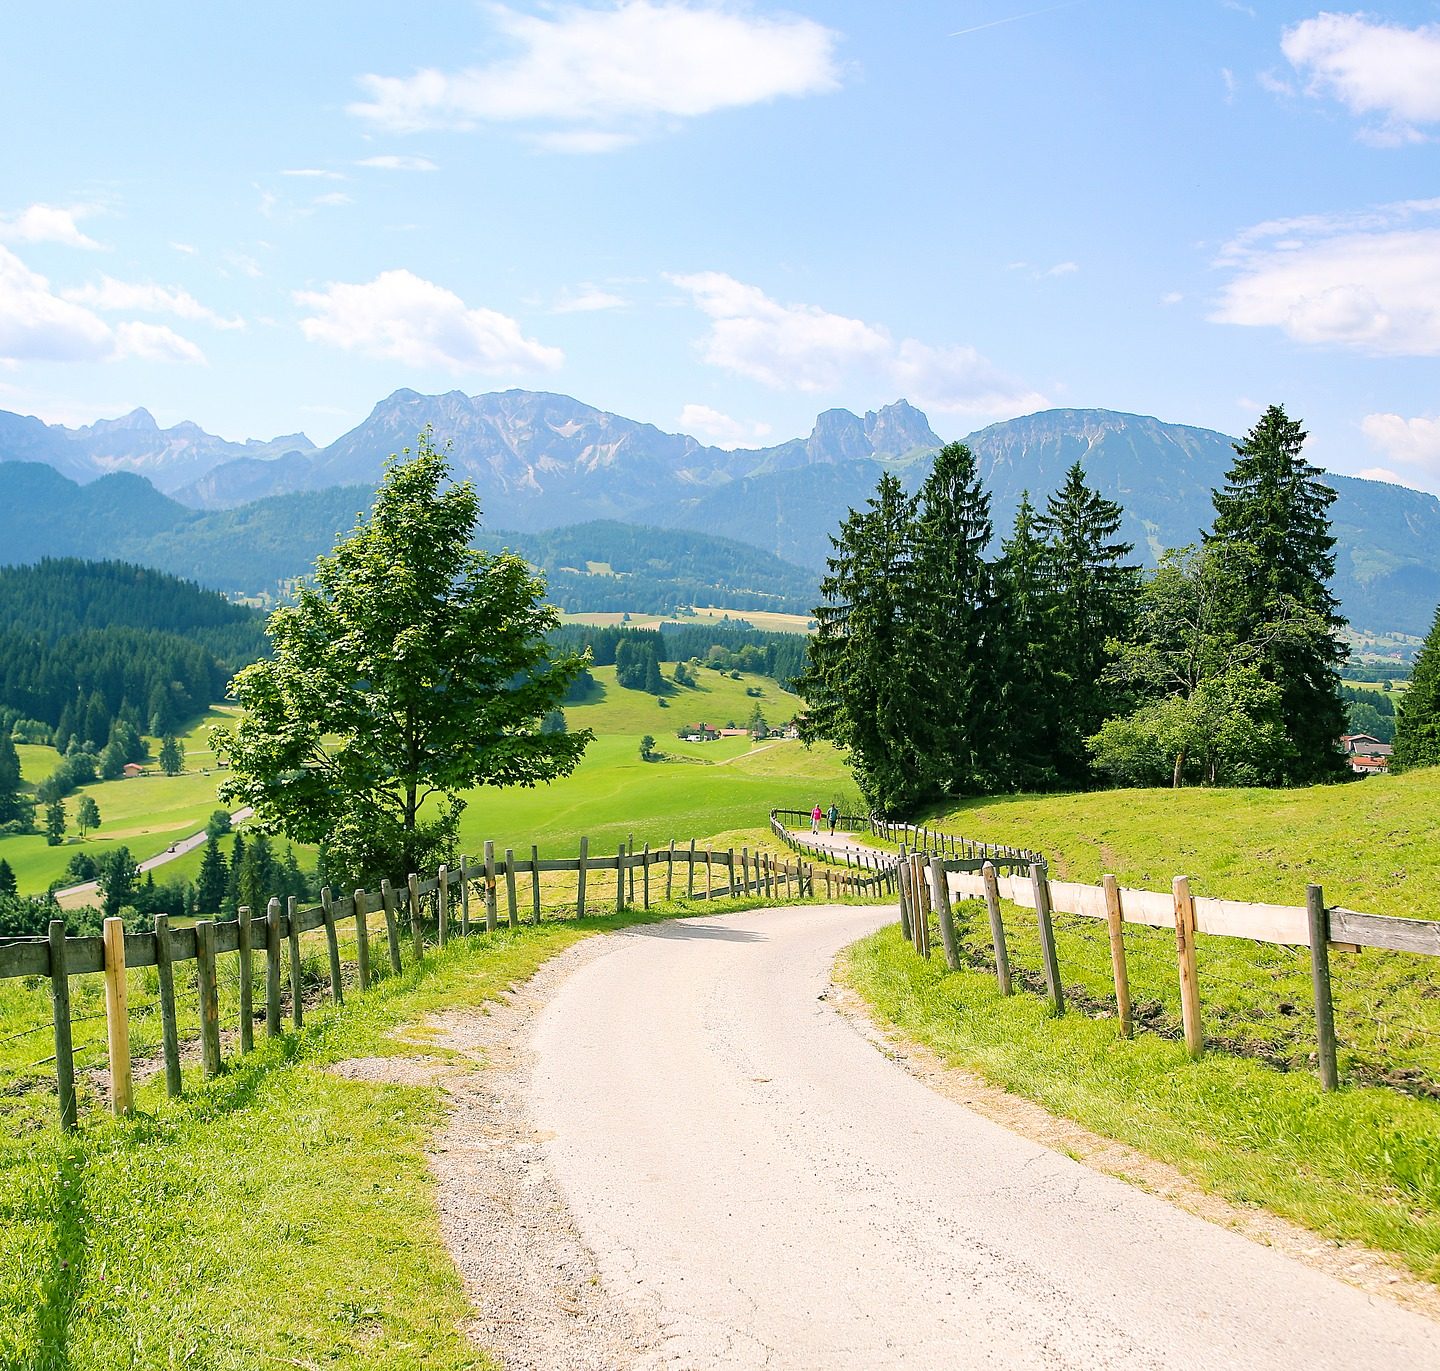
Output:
552 286 628 314
1212 198 1440 355
0 204 103 250
313 192 353 207
678 403 772 448
1361 412 1440 480
668 271 1045 418
295 268 563 375
349 1 840 149
1353 465 1405 484
282 168 346 180
63 276 244 330
356 154 439 172
1283 13 1440 140
170 242 198 256
1161 291 1184 305
113 321 207 365
0 247 204 365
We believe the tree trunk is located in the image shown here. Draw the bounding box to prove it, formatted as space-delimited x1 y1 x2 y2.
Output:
1171 744 1187 789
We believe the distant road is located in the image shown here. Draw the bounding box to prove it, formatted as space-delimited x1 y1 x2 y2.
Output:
51 806 254 900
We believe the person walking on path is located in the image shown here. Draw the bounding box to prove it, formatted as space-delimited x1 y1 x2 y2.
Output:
811 803 823 835
827 802 839 836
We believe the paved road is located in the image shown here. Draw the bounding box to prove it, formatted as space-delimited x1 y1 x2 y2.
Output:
52 805 254 899
530 903 1440 1370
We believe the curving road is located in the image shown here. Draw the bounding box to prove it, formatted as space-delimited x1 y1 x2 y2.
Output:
530 903 1440 1370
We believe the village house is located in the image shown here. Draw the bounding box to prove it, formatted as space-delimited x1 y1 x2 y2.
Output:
1340 733 1392 775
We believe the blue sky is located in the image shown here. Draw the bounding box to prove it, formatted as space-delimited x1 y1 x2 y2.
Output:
3 2 1440 492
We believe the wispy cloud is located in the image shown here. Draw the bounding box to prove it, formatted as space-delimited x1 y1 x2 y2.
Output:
679 403 772 449
356 154 439 172
950 2 1081 40
282 168 346 180
668 271 1045 418
63 276 244 330
552 285 628 314
1361 412 1440 484
0 204 103 251
349 1 841 151
1212 198 1440 355
295 269 563 375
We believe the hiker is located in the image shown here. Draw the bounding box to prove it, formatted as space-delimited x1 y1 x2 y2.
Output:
827 802 839 836
811 803 823 834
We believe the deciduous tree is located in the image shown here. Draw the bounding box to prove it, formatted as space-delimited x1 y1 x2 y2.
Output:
215 429 591 886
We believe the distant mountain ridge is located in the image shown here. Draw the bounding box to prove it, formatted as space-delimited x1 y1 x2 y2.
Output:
2 391 1438 634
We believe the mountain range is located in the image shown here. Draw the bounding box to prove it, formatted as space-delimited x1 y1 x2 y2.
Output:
2 390 1437 636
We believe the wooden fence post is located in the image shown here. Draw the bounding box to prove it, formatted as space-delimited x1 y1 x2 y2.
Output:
238 903 255 1050
531 844 541 924
49 920 77 1129
1172 876 1202 1058
459 856 472 937
896 855 914 942
642 843 651 909
616 842 627 913
353 889 371 991
408 873 423 961
196 918 222 1075
152 913 182 1098
706 848 713 901
930 857 960 971
381 879 403 975
320 889 343 1004
727 849 735 898
437 866 449 950
628 833 636 904
740 847 750 896
484 842 497 933
1102 875 1131 1037
505 850 518 927
981 863 1010 996
1030 863 1064 1016
687 839 696 897
576 837 588 917
1307 883 1339 1091
265 897 283 1037
666 839 675 901
286 896 304 1026
102 916 133 1116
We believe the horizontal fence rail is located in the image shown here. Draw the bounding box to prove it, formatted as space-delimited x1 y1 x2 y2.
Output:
0 834 834 1131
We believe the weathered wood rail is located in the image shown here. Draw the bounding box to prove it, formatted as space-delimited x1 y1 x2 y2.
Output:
0 835 830 1131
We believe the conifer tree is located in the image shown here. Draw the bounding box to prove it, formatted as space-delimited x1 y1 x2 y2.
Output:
911 442 998 794
0 733 24 825
1035 463 1139 785
1393 603 1440 770
797 473 929 814
196 833 228 913
159 734 184 776
1206 405 1347 782
224 831 246 916
45 798 66 846
0 858 15 897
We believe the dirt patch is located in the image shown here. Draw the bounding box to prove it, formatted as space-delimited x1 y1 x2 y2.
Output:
403 937 666 1371
829 978 1440 1324
327 1055 452 1087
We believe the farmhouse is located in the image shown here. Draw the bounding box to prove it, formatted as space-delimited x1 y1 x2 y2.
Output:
121 762 144 778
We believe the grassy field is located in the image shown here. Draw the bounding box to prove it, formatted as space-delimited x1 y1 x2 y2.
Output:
6 710 236 896
560 607 815 635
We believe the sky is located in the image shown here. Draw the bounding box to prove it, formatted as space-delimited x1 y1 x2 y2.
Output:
3 1 1440 493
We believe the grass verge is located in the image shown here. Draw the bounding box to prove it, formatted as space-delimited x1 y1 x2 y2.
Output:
841 921 1440 1285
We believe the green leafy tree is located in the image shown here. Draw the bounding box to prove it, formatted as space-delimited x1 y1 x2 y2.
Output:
45 798 66 846
1393 604 1440 770
639 734 655 760
797 473 930 814
0 858 15 897
215 429 591 886
540 708 567 734
98 739 128 781
96 846 139 919
1205 405 1348 783
196 833 228 913
1035 462 1139 786
64 851 98 883
159 733 184 776
75 794 100 837
206 808 233 838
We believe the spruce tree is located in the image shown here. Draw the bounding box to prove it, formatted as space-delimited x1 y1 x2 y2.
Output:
225 831 246 916
0 733 24 825
797 473 929 814
196 833 228 913
1206 405 1348 783
911 442 997 794
159 734 184 776
0 858 16 896
1035 463 1139 786
1393 604 1440 770
991 493 1062 789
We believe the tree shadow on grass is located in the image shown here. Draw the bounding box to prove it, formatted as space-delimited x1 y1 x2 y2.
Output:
33 1140 87 1371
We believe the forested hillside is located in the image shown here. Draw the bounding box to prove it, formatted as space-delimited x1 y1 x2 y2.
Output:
0 560 266 742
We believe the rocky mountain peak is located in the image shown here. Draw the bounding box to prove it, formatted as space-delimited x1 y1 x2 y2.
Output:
864 400 941 455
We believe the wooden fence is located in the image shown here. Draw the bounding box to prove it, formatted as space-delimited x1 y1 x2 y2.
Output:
0 835 827 1131
884 840 1440 1093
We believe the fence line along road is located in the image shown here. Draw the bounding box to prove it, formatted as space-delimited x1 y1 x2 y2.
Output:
770 810 1440 1095
1 833 888 1132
